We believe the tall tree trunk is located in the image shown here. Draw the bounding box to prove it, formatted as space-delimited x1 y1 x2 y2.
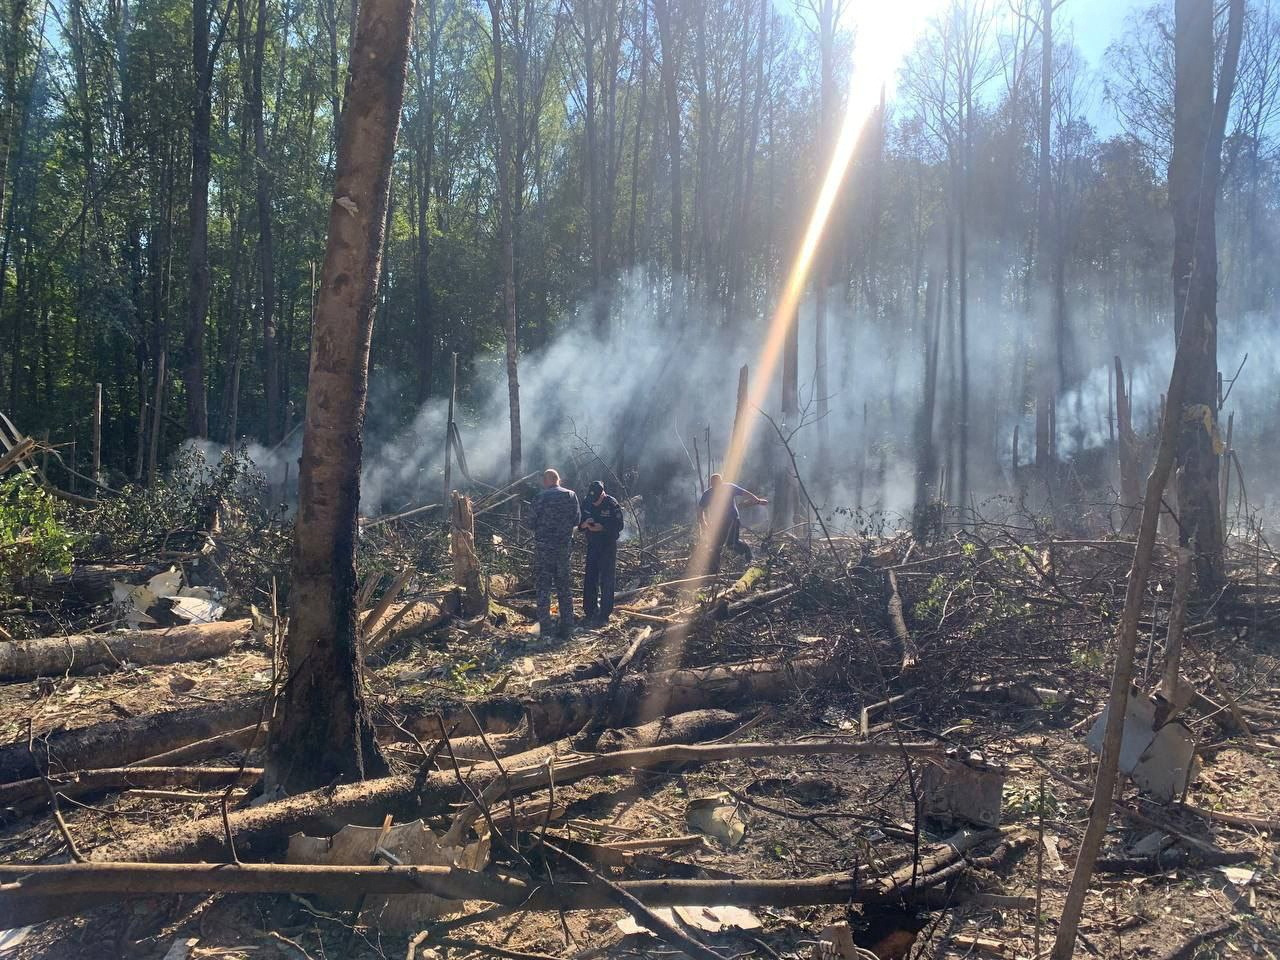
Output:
652 0 681 284
0 0 30 233
411 0 438 407
580 0 607 334
913 260 942 536
250 0 280 443
813 0 834 469
1170 0 1241 592
488 0 521 481
1033 0 1054 469
184 0 228 439
264 0 414 794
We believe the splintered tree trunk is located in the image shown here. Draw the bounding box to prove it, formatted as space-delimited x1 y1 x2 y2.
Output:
450 491 487 617
265 0 415 794
1169 0 1240 592
488 0 521 482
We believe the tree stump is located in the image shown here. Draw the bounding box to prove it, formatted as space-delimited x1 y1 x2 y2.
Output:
450 491 487 617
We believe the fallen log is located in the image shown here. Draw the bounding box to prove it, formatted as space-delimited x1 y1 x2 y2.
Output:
0 766 261 815
87 739 945 868
441 708 741 763
366 599 452 655
0 696 263 783
711 565 765 617
0 619 252 681
405 656 831 744
0 823 978 927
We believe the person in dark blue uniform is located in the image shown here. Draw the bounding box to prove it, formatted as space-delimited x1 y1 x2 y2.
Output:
579 479 623 626
698 473 767 573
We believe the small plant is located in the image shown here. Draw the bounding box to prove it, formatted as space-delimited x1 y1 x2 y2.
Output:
0 473 76 596
1003 782 1060 820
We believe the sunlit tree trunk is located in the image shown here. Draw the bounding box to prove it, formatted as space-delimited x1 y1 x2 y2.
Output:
265 0 414 794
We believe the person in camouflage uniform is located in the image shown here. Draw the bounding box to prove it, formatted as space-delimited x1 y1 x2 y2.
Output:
527 468 580 638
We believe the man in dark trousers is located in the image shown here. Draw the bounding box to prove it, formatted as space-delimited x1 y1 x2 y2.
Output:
527 468 580 638
699 473 767 573
579 479 623 626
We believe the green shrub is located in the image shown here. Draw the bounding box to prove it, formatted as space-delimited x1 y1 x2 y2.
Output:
0 473 76 595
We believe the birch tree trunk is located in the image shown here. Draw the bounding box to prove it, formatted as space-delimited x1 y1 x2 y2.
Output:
265 0 415 794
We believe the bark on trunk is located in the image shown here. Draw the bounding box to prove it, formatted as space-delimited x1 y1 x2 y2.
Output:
264 0 415 794
0 619 251 681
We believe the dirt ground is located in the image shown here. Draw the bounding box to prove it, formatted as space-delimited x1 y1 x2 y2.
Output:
1 528 1278 960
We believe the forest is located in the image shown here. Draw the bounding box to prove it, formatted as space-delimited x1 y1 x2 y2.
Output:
0 0 1278 958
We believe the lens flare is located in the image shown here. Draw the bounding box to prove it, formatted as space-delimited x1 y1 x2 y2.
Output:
647 1 944 705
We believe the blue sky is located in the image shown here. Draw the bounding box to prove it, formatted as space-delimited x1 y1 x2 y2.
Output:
1063 0 1144 72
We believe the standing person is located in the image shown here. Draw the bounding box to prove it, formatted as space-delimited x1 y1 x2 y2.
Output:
528 468 580 638
579 479 623 626
698 473 767 573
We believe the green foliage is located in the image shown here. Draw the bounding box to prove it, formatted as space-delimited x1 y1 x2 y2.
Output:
81 445 293 610
0 474 76 595
1003 782 1060 821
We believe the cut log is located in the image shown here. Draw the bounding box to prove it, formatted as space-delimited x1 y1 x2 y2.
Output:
0 696 263 783
0 619 252 681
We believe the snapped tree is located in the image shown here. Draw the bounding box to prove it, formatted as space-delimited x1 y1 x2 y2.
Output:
264 0 416 794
